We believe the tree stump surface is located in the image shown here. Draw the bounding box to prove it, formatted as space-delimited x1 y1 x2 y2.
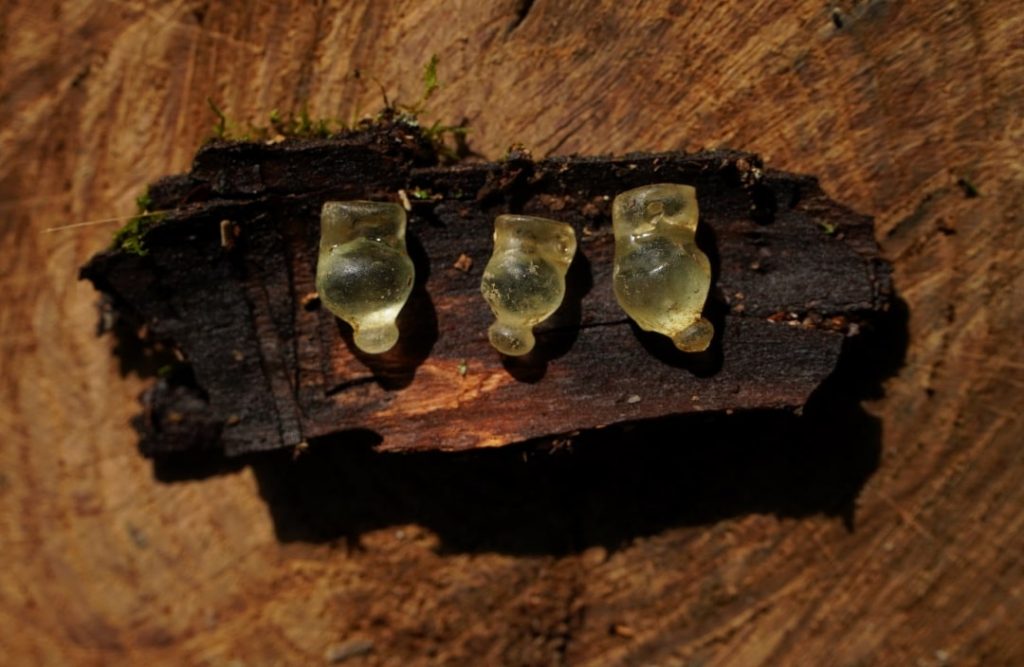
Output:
2 1 1022 666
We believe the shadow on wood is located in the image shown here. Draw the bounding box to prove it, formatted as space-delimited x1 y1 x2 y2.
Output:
235 297 907 555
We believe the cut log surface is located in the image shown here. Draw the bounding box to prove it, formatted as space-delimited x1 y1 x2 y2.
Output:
2 1 1023 666
82 126 890 456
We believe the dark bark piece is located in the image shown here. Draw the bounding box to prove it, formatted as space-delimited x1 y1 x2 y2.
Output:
81 120 891 457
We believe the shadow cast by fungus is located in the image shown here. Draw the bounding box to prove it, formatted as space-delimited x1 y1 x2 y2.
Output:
248 295 908 555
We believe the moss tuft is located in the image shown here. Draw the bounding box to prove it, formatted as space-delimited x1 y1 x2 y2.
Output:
206 99 345 142
111 188 165 256
203 56 470 161
135 189 153 213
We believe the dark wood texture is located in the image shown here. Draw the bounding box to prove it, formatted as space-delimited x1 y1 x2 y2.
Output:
2 1 1022 665
82 125 889 456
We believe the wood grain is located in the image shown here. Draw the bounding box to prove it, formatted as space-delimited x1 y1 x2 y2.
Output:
2 1 1022 665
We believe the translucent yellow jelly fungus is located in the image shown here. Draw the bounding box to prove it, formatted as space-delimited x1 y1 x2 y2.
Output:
481 215 577 356
612 183 714 352
316 201 414 354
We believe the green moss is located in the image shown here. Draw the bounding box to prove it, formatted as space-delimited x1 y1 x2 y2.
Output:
203 56 470 161
208 98 229 139
111 188 165 256
424 120 470 164
397 54 440 119
401 55 471 162
206 98 345 142
135 189 153 213
112 215 150 255
423 54 440 101
359 55 470 162
290 103 334 138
